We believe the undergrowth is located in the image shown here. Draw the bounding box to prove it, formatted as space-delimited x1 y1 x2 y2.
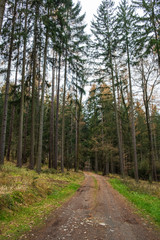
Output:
0 162 84 240
109 176 160 227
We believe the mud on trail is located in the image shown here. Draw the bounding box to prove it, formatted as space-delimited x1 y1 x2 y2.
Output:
24 172 160 240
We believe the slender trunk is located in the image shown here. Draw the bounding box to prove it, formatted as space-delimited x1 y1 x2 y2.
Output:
115 62 124 177
110 54 124 178
70 110 73 167
126 42 139 182
61 49 67 173
0 0 17 165
105 155 109 175
23 81 31 164
17 0 28 167
35 18 42 159
7 36 20 161
49 52 55 168
36 29 48 173
0 0 6 34
54 53 61 169
110 151 114 174
75 82 78 172
29 4 38 169
153 132 158 163
23 108 29 163
95 151 98 173
76 90 83 171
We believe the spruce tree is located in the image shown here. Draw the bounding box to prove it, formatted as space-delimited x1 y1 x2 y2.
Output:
91 0 124 177
0 0 18 165
17 0 29 167
116 0 139 181
132 0 160 69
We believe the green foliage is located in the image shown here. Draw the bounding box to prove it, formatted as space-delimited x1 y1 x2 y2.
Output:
109 178 160 226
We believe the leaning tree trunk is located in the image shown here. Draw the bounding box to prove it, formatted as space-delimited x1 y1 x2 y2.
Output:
0 0 17 165
36 29 48 173
54 52 61 170
0 0 6 34
17 0 28 167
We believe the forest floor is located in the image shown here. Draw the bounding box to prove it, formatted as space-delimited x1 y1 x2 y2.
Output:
23 172 160 240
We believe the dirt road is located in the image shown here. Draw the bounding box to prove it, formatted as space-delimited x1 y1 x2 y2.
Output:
25 172 160 240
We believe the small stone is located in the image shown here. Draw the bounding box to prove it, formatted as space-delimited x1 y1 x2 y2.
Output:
99 222 106 226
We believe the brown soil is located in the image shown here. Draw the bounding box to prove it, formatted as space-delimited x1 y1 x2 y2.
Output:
22 172 160 240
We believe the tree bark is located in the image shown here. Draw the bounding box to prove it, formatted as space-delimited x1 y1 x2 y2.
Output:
0 0 6 34
49 52 56 169
36 29 48 173
54 53 61 170
141 60 157 182
110 54 124 178
115 62 124 177
61 49 68 173
75 80 79 172
95 151 98 173
126 42 139 182
7 34 20 161
0 0 17 165
29 3 38 169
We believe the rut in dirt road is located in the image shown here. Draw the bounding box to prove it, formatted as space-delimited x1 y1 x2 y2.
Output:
25 173 160 240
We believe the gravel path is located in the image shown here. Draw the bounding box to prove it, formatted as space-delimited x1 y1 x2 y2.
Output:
24 172 160 240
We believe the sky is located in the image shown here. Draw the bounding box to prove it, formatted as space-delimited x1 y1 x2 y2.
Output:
78 0 100 31
77 0 121 32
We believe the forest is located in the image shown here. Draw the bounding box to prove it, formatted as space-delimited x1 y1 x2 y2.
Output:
0 0 160 183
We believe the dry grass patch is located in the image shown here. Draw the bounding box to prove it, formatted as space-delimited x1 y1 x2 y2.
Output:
0 162 84 240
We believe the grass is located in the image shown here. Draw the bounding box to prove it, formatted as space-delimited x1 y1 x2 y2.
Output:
0 162 84 240
109 177 160 227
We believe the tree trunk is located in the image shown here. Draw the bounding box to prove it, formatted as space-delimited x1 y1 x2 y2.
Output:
54 53 61 170
126 42 139 182
7 34 20 161
95 151 98 173
0 0 6 34
36 29 48 173
17 0 28 167
115 62 124 177
110 53 124 178
49 52 56 169
141 60 157 182
61 49 68 173
75 81 78 172
0 0 17 165
29 3 38 169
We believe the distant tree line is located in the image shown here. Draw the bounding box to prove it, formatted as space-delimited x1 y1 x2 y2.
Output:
0 0 160 182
